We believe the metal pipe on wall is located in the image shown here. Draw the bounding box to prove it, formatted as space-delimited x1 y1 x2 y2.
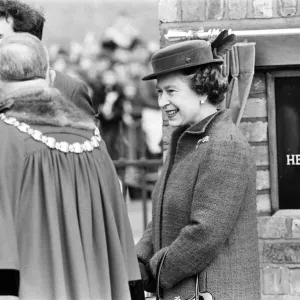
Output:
164 28 300 42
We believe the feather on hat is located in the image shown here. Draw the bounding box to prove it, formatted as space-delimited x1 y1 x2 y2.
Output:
211 30 237 59
142 30 236 81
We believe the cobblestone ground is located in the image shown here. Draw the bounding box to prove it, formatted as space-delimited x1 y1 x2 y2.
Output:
126 197 152 244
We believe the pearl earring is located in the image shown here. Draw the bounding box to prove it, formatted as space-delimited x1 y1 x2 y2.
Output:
200 99 205 104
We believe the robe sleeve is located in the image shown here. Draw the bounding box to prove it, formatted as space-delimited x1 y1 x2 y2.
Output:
102 152 141 282
0 127 23 297
149 139 255 289
0 182 19 271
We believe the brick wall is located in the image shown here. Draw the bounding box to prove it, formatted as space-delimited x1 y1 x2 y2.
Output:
158 0 300 298
259 215 300 299
242 73 271 216
159 0 300 26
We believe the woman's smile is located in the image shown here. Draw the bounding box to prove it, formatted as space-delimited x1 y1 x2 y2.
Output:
156 72 204 126
165 108 179 118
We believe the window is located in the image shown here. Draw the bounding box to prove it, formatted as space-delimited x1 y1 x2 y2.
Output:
267 71 300 211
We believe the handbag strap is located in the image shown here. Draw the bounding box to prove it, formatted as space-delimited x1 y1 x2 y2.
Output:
156 251 200 300
195 274 199 299
155 251 167 300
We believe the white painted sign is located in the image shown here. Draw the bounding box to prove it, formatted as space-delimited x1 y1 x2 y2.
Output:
286 154 300 165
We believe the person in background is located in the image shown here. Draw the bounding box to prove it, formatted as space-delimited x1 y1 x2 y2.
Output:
92 69 125 159
0 33 144 300
0 0 95 117
136 37 260 299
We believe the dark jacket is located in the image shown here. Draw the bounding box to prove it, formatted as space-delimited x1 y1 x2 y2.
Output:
54 71 95 117
136 109 260 300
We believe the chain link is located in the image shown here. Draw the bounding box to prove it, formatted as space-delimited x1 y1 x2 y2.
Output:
0 113 101 154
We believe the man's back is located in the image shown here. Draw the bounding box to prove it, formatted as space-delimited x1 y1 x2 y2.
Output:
0 86 141 300
54 71 95 117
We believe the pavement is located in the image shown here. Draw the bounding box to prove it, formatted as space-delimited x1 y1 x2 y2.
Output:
126 197 152 244
126 198 155 298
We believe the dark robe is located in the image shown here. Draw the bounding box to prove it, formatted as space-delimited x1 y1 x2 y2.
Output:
0 87 143 300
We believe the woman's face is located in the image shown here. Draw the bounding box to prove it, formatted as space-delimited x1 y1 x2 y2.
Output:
156 71 203 127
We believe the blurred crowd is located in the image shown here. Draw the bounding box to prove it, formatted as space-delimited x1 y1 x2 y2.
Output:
48 14 163 163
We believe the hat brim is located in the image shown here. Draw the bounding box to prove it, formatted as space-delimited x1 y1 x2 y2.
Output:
142 59 224 81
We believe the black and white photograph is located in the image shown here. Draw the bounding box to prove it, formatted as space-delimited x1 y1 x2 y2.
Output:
0 0 300 300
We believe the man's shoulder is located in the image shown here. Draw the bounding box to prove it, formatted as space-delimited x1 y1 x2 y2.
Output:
53 71 95 116
54 71 85 91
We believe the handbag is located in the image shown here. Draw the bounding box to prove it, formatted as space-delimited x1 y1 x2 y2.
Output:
147 251 214 300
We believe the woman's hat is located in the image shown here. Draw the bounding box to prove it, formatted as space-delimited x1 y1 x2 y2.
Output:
142 40 224 81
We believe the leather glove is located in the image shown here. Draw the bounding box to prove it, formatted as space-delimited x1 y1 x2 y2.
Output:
138 261 149 282
138 261 156 293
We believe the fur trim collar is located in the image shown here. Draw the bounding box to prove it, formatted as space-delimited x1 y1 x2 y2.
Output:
0 87 95 130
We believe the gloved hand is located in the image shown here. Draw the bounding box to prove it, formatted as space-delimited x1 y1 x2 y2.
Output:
138 261 156 293
138 261 149 282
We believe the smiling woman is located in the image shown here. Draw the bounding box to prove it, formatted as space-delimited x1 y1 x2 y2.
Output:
155 63 228 127
156 72 208 127
136 34 261 300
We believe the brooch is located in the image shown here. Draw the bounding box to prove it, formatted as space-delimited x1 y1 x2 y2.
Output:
195 136 210 149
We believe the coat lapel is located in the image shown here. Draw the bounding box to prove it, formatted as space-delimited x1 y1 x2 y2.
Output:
153 126 187 250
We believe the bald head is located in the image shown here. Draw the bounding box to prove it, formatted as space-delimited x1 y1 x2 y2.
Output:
0 32 49 82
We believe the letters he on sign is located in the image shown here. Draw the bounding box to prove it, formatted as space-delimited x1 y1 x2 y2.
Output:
286 154 300 165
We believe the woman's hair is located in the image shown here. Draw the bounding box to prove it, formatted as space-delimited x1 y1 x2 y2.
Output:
180 64 228 105
0 0 45 40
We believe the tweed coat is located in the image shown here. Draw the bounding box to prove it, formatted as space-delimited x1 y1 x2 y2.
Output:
136 109 260 300
54 70 96 117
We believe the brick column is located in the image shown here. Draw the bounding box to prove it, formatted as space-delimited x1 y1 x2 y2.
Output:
259 215 300 299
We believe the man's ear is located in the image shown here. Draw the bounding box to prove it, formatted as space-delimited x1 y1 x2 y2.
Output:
48 69 56 87
6 16 14 26
6 16 16 36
